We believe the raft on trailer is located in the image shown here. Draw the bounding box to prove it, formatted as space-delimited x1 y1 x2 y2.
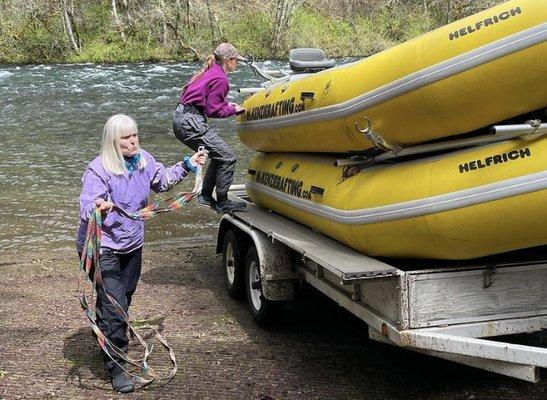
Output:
237 0 547 153
244 136 547 260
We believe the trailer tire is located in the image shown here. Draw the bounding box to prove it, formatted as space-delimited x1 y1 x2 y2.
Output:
222 230 245 299
245 246 282 326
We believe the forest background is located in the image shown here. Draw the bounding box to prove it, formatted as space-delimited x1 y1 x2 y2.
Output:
0 0 505 64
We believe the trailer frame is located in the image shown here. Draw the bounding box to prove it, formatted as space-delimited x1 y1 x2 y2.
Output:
216 192 547 382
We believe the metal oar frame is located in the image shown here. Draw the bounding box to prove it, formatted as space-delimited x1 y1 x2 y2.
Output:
335 120 547 168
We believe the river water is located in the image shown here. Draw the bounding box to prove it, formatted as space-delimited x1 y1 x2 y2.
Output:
0 61 290 256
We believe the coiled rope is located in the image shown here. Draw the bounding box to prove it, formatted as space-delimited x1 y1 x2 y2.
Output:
78 165 203 389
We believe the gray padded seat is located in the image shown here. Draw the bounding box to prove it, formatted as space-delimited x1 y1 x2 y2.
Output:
289 48 336 72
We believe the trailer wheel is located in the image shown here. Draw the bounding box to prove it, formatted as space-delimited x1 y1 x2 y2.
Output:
245 246 281 325
222 230 245 299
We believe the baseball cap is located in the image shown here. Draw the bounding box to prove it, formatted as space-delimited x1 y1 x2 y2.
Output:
213 43 247 62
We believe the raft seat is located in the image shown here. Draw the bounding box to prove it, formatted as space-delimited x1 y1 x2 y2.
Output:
289 48 336 73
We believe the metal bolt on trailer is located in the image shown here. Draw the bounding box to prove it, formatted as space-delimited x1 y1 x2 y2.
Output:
216 189 547 382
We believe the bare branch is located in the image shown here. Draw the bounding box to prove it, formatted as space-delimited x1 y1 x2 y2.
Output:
60 0 80 51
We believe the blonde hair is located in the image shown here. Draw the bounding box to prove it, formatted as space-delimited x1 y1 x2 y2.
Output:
181 54 217 95
100 114 147 175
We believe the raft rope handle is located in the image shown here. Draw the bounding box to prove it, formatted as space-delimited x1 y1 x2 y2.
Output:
79 164 204 389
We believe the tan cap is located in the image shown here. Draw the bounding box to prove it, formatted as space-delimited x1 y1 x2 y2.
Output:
213 43 246 61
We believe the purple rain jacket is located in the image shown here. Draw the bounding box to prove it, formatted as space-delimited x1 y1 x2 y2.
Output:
76 149 189 253
179 62 236 118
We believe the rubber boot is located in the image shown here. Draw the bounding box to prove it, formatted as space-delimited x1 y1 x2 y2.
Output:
197 192 217 210
216 196 247 213
111 372 134 393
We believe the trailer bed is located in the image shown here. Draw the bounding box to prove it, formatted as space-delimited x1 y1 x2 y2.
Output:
217 192 547 382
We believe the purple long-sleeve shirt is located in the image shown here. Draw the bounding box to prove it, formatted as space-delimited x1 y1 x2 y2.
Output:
179 62 236 118
76 149 189 253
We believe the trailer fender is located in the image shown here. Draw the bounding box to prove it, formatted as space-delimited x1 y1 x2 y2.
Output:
218 215 295 301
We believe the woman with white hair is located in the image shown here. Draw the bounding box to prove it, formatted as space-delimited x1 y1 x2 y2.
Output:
173 42 246 213
76 114 206 393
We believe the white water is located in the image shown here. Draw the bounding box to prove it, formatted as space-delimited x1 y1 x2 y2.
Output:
0 61 287 255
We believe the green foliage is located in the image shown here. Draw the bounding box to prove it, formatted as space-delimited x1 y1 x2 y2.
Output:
0 10 66 63
68 38 174 63
0 0 507 64
288 11 353 57
219 10 272 59
80 1 111 34
350 17 397 56
0 19 19 63
374 3 436 44
18 22 65 62
284 2 446 59
67 1 182 63
68 39 124 63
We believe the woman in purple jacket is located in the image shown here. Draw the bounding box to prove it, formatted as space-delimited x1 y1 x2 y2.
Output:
172 42 246 213
77 114 205 393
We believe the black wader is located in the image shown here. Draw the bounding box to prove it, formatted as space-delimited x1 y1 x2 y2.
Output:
172 103 236 202
95 247 142 377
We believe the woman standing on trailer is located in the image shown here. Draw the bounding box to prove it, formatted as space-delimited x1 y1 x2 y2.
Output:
172 42 246 213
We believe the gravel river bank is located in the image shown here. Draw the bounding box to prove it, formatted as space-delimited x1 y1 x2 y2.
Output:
0 241 545 399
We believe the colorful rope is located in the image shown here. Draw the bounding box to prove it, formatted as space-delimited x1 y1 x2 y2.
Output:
117 162 204 220
78 165 203 389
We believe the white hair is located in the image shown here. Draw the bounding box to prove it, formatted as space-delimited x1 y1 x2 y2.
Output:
100 114 147 175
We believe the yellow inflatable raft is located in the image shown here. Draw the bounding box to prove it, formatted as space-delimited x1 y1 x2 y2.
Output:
245 137 547 259
238 0 547 153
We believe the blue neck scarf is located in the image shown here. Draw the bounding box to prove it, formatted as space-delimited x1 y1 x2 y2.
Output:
124 153 141 174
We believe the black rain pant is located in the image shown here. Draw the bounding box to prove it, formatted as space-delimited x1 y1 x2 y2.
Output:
172 103 236 201
95 247 142 377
